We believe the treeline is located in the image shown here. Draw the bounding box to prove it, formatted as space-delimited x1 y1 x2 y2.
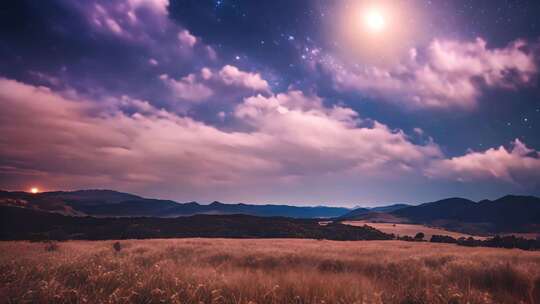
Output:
2 205 538 250
397 233 540 250
430 234 540 250
0 206 392 241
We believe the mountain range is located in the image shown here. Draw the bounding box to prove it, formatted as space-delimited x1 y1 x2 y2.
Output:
340 195 540 234
1 189 539 235
0 190 351 218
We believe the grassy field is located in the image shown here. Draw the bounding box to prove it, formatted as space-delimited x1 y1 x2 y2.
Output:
1 239 540 304
343 221 485 240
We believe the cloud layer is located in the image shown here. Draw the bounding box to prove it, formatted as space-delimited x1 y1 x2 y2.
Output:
0 77 442 201
2 75 538 202
329 38 537 109
426 139 540 186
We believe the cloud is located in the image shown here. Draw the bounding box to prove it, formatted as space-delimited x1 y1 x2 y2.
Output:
218 65 271 92
161 65 271 103
329 38 537 110
178 30 197 47
160 73 213 102
426 139 540 186
234 91 442 174
67 0 209 57
85 0 168 39
0 77 441 201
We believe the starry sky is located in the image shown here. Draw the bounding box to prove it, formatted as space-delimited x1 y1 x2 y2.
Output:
0 0 539 206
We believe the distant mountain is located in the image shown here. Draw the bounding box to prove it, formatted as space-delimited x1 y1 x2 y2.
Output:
340 212 409 223
370 204 411 213
0 190 351 219
391 195 540 234
337 207 370 219
0 205 392 241
4 190 539 235
338 203 410 220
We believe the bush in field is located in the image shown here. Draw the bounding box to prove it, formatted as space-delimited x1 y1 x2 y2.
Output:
44 241 59 252
113 241 122 252
414 232 425 241
430 235 457 244
398 235 415 241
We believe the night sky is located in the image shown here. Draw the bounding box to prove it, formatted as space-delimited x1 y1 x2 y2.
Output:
0 0 539 206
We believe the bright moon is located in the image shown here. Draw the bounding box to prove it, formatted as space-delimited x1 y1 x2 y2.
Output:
364 9 386 32
30 187 39 194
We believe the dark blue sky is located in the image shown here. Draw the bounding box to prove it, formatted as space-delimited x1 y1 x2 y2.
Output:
0 0 539 206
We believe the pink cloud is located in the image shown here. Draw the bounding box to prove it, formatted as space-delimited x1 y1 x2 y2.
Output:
126 0 168 15
234 91 442 174
161 65 271 103
160 73 213 102
87 1 168 39
329 38 537 110
178 30 197 47
425 139 540 185
0 77 441 201
71 0 209 59
218 65 271 93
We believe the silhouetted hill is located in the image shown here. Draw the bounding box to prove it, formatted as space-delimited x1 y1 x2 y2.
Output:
0 190 350 218
0 206 392 241
339 204 410 220
393 198 476 221
337 207 370 219
370 204 411 213
340 212 409 223
392 195 540 234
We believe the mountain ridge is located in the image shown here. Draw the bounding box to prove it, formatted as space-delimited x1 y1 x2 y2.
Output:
2 190 539 235
0 189 352 219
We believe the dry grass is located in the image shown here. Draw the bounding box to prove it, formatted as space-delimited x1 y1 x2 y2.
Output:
344 221 485 240
1 239 540 304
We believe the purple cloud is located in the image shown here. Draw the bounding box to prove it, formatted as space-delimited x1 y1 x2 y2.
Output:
0 77 443 202
426 139 540 186
327 38 537 110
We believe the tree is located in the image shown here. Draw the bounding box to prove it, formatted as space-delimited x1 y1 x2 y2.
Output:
414 232 425 241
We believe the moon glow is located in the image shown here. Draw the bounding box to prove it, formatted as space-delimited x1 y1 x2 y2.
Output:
364 9 386 33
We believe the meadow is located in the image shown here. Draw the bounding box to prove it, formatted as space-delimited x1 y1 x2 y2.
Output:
1 239 540 304
343 221 485 240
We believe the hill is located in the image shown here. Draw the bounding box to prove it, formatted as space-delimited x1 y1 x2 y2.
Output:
0 190 351 218
391 195 540 234
339 204 410 221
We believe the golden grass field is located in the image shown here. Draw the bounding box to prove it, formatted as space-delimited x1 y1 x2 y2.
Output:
343 221 485 240
1 239 540 304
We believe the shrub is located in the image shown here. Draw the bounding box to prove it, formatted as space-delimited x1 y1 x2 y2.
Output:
44 241 59 252
113 241 122 252
414 232 425 241
430 235 457 244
